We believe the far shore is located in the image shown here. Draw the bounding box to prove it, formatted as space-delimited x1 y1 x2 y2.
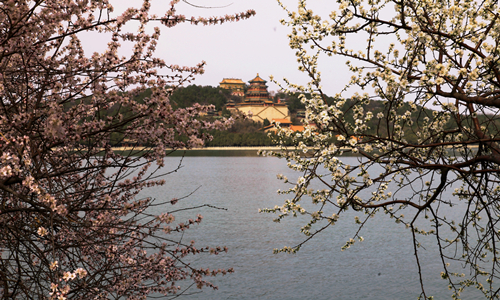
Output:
108 145 479 156
111 146 283 151
111 144 478 151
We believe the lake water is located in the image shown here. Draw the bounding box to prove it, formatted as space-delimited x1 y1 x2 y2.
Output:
142 155 484 299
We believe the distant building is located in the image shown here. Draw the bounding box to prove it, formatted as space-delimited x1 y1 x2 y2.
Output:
225 99 236 110
226 74 290 123
264 118 316 133
244 74 272 103
219 78 245 97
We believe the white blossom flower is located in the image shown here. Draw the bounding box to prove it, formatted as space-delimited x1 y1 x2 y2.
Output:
75 268 87 279
62 272 76 281
37 227 48 237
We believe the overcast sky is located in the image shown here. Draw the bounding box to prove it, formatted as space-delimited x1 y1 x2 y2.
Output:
109 0 350 95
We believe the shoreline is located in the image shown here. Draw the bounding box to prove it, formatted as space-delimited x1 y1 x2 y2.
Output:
112 144 479 151
111 146 283 151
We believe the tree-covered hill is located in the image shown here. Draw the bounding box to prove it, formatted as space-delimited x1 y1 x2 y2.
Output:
87 86 500 147
169 85 234 111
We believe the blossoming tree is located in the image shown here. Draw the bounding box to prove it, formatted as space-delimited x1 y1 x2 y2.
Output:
263 0 500 298
0 0 254 298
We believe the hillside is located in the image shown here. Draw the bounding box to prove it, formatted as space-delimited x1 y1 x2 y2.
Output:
82 85 500 147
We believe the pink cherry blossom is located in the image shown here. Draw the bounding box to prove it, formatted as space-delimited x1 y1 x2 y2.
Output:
0 0 252 298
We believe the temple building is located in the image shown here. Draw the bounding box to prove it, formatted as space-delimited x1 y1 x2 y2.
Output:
219 78 245 97
226 74 290 123
244 74 273 104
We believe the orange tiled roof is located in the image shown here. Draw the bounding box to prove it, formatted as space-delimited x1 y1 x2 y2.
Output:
264 124 305 133
272 118 292 124
290 125 305 132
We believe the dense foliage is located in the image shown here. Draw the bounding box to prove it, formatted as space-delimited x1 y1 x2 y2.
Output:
275 92 306 113
206 119 274 146
170 84 234 111
139 86 500 146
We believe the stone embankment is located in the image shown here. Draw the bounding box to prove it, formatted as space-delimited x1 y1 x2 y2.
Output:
111 146 282 151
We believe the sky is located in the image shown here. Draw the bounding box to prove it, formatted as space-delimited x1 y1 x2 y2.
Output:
109 0 351 95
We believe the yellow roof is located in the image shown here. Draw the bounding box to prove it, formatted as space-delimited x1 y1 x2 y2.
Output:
220 78 245 84
249 73 266 83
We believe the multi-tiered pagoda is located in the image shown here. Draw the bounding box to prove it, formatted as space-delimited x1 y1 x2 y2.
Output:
244 74 272 104
224 73 290 123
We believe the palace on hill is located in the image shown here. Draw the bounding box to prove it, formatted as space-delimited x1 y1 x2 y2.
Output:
219 78 245 97
220 74 290 123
